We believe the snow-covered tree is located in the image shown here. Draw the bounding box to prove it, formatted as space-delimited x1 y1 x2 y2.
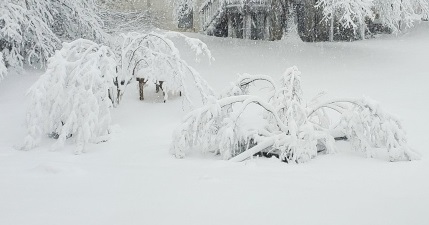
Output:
171 0 194 26
0 0 105 70
373 0 429 33
115 31 214 106
316 0 428 39
0 0 59 68
316 0 374 41
171 66 419 163
21 39 117 154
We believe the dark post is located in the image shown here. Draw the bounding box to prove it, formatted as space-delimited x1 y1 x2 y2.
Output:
136 77 147 100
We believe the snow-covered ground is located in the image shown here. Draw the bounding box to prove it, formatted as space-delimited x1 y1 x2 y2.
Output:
1 22 428 225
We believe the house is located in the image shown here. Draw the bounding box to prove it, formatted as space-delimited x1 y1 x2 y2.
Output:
106 0 364 42
197 0 333 41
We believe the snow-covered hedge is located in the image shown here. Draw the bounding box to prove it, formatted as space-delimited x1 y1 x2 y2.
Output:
115 31 214 106
171 67 420 163
21 39 117 154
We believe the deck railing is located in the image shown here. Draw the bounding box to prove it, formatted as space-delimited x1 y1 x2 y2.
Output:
200 0 223 31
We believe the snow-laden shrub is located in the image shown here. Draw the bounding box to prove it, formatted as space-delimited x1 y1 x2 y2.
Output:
0 0 105 69
171 66 419 163
316 0 374 30
316 0 374 40
374 0 429 33
338 99 414 160
115 31 214 106
21 39 117 154
0 52 6 81
316 0 429 38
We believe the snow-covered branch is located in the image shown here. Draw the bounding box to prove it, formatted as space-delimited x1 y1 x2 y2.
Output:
0 0 106 71
165 31 214 62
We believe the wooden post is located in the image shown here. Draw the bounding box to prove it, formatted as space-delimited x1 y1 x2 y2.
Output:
156 81 167 103
156 81 164 93
136 78 147 101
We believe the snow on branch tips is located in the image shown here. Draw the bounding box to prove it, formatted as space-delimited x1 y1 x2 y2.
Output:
115 31 214 106
21 39 117 154
171 66 420 163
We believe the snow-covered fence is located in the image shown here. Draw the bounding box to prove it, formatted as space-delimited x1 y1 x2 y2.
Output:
21 39 117 154
171 66 419 163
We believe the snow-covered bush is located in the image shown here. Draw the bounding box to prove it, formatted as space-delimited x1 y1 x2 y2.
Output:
0 0 105 69
171 66 419 163
21 39 117 154
0 52 6 81
317 0 374 29
317 0 429 38
316 0 374 40
373 0 429 33
115 31 214 106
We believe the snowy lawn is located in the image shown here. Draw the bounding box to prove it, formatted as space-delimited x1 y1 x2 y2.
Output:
1 23 429 225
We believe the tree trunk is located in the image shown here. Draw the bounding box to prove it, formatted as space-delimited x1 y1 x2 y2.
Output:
399 0 403 31
228 15 236 38
137 78 147 101
264 14 271 40
329 15 334 42
244 12 252 39
360 20 366 40
229 138 276 162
